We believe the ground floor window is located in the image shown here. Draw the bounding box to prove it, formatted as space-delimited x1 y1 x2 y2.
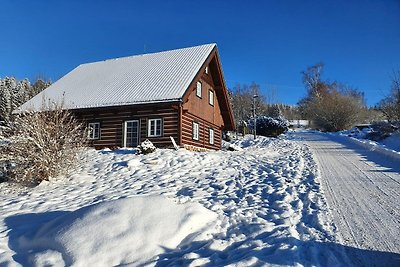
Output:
209 128 214 144
88 122 100 140
148 118 162 137
192 121 199 140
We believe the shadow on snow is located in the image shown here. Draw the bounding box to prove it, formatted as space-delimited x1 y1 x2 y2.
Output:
5 211 400 267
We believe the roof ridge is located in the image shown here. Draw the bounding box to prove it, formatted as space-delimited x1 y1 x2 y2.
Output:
81 43 216 66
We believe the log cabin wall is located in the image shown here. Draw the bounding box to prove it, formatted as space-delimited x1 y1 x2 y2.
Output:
181 64 224 150
181 111 222 150
73 103 179 149
182 67 224 126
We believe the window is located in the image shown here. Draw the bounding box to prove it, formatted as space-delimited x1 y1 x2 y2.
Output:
88 122 100 140
192 121 199 140
209 128 214 145
124 120 139 147
209 89 214 106
196 81 202 98
148 118 162 137
205 66 209 74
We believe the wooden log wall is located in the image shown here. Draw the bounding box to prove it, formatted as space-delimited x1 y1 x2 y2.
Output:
73 104 179 149
181 111 222 150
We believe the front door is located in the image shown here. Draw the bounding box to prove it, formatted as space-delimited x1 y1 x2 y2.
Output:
124 120 139 147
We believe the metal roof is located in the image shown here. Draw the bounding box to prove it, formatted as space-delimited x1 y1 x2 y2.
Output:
17 43 216 112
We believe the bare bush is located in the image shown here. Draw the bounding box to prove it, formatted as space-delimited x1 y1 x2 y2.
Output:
299 63 366 131
0 101 87 185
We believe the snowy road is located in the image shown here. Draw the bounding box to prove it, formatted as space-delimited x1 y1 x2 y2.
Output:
295 131 400 266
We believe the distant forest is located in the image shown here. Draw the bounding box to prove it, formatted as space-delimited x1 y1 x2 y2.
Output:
0 77 51 122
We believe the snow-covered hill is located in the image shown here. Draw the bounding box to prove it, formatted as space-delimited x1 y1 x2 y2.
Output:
0 135 350 266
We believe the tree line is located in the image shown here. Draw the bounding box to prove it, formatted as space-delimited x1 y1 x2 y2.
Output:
229 64 399 132
229 82 301 131
0 77 51 123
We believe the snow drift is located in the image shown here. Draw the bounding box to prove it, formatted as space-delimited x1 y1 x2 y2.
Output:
13 196 218 266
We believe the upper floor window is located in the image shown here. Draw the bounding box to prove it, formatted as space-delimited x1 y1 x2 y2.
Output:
196 81 202 98
148 118 162 137
205 66 209 74
88 122 100 140
192 121 199 140
209 89 214 106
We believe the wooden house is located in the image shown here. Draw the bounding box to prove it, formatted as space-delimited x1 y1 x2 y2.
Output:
17 44 235 150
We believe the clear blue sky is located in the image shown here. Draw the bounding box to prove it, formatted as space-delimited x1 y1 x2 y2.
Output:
1 0 399 106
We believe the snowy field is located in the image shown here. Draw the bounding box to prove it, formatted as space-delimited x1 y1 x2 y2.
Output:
0 133 383 266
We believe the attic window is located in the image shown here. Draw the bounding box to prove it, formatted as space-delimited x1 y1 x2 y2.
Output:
205 66 209 74
196 81 202 98
209 89 214 106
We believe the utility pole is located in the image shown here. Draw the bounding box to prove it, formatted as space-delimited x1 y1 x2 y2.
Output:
253 94 258 139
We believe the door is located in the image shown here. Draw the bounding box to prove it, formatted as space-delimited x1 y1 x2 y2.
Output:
124 120 139 147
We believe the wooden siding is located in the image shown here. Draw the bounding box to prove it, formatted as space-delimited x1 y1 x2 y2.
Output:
181 111 222 150
182 75 224 128
181 48 234 131
74 104 179 149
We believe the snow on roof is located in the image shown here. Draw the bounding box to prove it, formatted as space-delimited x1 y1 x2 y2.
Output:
17 43 216 111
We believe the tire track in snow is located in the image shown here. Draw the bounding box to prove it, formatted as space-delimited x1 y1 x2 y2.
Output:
295 131 400 267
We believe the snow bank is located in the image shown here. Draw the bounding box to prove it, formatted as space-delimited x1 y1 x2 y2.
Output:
231 134 274 148
335 133 400 162
382 132 400 152
14 196 218 266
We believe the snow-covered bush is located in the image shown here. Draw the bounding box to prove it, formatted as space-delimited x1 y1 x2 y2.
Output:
138 139 156 154
0 102 87 185
366 121 399 141
248 116 289 137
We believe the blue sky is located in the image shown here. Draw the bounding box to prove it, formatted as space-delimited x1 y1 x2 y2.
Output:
1 0 399 106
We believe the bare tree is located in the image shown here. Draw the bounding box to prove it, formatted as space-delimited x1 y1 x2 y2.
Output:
378 71 400 123
299 63 366 131
229 82 268 132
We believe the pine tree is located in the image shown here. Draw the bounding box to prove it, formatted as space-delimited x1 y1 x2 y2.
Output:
0 78 12 122
0 76 50 122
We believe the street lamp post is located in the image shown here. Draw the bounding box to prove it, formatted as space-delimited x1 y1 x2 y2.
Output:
253 94 258 139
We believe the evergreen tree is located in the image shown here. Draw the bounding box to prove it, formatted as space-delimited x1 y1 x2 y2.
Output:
0 76 50 122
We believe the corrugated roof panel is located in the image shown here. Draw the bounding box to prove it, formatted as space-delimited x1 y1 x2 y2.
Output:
17 43 215 111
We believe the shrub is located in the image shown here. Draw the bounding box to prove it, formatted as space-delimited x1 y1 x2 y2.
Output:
138 139 156 154
299 63 366 132
366 121 399 141
248 116 289 137
0 102 87 185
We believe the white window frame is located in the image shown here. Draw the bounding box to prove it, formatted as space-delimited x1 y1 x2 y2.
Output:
88 122 100 140
123 120 140 147
192 121 199 141
148 118 162 137
209 128 214 145
209 89 214 106
196 81 202 98
205 66 209 74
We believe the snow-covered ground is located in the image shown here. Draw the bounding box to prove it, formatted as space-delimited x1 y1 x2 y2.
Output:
338 127 400 160
0 132 394 266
